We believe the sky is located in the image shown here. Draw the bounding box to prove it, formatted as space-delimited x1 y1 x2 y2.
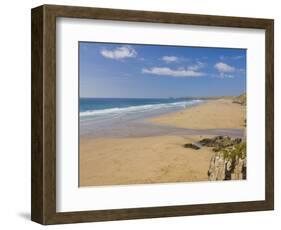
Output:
79 42 246 98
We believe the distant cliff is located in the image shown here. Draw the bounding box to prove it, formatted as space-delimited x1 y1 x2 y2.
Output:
232 93 246 106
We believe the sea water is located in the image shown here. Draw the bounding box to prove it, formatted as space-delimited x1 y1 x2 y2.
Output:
79 98 203 137
80 98 202 120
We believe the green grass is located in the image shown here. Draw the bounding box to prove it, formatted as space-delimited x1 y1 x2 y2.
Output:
221 142 246 161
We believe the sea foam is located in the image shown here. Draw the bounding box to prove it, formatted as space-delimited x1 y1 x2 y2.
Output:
80 100 202 117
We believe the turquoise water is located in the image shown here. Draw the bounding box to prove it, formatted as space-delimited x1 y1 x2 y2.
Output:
79 98 244 138
80 98 202 118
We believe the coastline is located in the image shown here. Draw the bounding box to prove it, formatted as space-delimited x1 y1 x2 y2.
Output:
147 99 246 130
79 98 246 186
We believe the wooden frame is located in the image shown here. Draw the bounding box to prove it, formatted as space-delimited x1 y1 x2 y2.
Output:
31 4 274 225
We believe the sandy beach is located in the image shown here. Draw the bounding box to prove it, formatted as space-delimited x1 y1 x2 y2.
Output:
148 99 246 129
79 99 246 187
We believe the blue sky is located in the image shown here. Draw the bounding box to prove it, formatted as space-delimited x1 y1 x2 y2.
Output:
79 42 246 98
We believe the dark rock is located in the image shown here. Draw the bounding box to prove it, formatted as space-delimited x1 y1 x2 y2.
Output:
212 147 220 152
233 138 242 145
183 143 200 150
199 138 214 146
199 136 242 149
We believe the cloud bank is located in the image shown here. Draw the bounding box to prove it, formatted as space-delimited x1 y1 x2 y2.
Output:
142 67 205 77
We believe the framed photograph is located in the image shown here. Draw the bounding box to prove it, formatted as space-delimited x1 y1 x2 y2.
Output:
31 4 274 225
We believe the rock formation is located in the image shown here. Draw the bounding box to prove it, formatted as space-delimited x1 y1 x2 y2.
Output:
232 93 246 106
207 138 246 181
199 136 242 152
183 136 246 181
183 143 200 150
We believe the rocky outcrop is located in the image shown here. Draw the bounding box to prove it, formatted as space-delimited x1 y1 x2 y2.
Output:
199 136 242 152
183 136 246 181
207 141 246 181
183 143 200 150
232 93 246 106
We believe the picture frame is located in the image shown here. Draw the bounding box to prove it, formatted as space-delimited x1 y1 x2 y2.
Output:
31 4 274 225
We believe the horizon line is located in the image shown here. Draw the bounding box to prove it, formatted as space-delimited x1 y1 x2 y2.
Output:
80 94 245 99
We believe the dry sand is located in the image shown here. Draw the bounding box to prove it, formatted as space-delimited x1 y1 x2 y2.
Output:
148 99 246 129
79 99 246 187
80 135 213 186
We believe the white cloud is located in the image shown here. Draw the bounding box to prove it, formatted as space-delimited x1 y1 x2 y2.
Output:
187 61 205 71
214 62 237 79
100 46 137 60
215 73 234 79
142 67 205 77
214 62 235 73
220 55 245 60
161 56 178 63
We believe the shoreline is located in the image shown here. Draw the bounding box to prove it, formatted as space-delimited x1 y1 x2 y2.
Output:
147 99 246 130
79 98 205 137
80 98 246 186
80 99 245 139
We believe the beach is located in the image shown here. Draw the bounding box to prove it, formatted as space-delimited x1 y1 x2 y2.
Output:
79 98 246 187
148 99 246 129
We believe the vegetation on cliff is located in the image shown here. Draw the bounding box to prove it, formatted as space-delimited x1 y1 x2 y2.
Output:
232 93 246 106
184 136 246 181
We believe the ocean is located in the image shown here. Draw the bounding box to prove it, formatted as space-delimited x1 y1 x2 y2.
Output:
80 98 202 119
79 98 202 137
79 98 245 138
